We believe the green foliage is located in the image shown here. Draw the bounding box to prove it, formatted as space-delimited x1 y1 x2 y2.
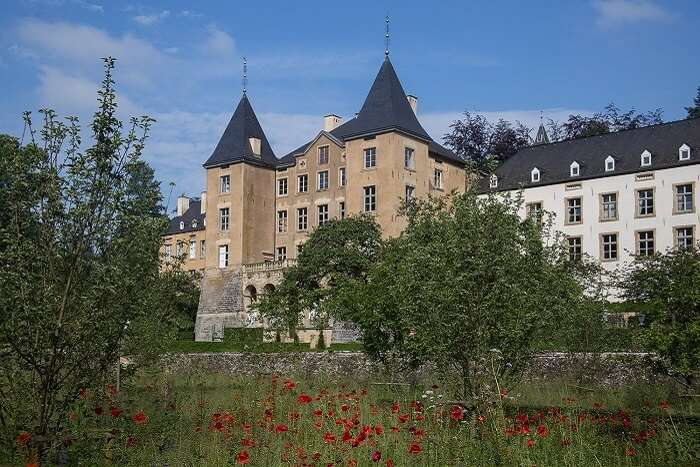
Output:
621 247 700 383
0 58 179 462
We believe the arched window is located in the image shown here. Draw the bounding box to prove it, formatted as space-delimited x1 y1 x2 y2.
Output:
489 174 498 188
640 150 652 167
605 155 615 172
679 144 691 161
570 161 580 177
531 167 540 183
179 221 184 230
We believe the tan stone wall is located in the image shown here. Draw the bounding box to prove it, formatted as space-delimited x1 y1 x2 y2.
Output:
161 229 207 272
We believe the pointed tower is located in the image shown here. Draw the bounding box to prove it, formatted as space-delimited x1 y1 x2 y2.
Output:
534 121 550 145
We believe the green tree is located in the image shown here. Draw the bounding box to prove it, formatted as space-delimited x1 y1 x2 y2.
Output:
687 86 700 119
546 103 663 141
621 246 700 385
0 58 173 462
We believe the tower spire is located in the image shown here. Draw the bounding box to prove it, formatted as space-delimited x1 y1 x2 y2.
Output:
242 57 247 95
384 15 390 58
534 110 550 145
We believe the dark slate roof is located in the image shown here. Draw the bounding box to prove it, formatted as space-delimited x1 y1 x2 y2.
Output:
203 94 277 169
479 117 700 193
165 200 206 235
277 58 464 167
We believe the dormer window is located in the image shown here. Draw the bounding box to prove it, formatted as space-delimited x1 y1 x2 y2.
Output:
570 161 580 177
489 174 498 189
605 156 615 172
531 167 540 183
192 220 198 229
679 144 691 161
641 150 652 167
179 221 184 230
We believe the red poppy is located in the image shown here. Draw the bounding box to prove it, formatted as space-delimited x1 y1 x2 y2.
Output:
408 442 422 454
132 410 148 425
126 436 137 447
313 409 323 417
624 447 636 457
527 439 536 448
16 432 31 445
371 450 382 462
390 426 399 433
242 423 252 432
391 402 400 414
386 459 394 467
659 400 670 409
236 450 250 465
297 393 313 404
241 437 256 447
374 425 383 436
341 404 350 412
274 424 288 433
342 430 353 442
450 405 464 421
323 432 336 443
110 407 123 418
94 405 103 416
536 425 549 438
283 380 296 391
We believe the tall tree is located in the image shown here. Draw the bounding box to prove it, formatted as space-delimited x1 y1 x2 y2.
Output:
687 86 700 119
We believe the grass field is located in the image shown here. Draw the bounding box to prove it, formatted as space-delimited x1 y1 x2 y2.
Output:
11 369 699 466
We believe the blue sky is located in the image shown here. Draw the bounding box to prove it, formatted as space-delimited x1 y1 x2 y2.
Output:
1 0 698 207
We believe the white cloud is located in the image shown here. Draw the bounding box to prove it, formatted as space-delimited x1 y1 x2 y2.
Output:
133 10 170 26
593 0 671 27
73 0 103 13
200 24 235 57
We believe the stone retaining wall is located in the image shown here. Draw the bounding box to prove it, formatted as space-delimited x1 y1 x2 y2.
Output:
161 351 666 387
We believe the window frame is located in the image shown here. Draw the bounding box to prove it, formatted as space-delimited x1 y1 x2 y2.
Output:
317 204 329 225
363 185 377 213
640 150 652 167
531 167 540 183
675 225 695 249
599 192 619 222
318 145 330 165
570 161 580 177
679 144 691 161
565 196 583 225
276 246 287 261
297 207 308 231
200 240 206 259
489 174 498 189
219 174 231 193
363 147 377 169
673 182 695 214
525 201 543 223
277 209 288 233
600 232 619 262
635 229 655 257
338 201 346 219
218 244 229 269
433 168 444 190
219 207 230 231
567 236 583 262
297 174 309 193
338 167 346 187
189 240 196 259
277 177 288 197
605 155 615 172
405 184 415 202
635 187 656 218
317 170 329 191
404 147 415 170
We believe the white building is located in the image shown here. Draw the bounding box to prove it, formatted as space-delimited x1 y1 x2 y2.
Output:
481 118 700 273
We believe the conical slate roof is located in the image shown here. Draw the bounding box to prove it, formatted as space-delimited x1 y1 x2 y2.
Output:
203 94 277 168
534 123 550 145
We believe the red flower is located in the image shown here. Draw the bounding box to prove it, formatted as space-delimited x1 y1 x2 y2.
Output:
283 380 296 391
536 425 549 438
527 439 536 448
297 393 313 404
94 405 103 416
288 411 301 421
16 432 31 445
450 405 464 421
236 450 250 465
242 423 252 432
386 459 394 467
398 414 410 423
132 410 148 425
126 436 137 447
110 407 123 418
624 447 636 457
312 451 321 461
407 442 422 454
341 404 349 412
323 432 336 444
106 383 118 397
374 425 384 436
391 402 400 414
659 400 670 409
241 438 256 447
390 426 399 433
313 409 323 417
371 450 382 462
274 424 288 433
342 430 353 442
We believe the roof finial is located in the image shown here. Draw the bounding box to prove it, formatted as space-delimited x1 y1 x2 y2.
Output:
384 15 390 58
540 109 544 125
242 56 248 95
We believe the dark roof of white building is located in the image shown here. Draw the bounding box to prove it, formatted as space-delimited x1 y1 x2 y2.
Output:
479 117 700 193
165 200 206 235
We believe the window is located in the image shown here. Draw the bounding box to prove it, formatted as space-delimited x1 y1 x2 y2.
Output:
179 221 184 230
637 230 655 257
570 161 580 177
601 233 618 261
531 167 540 183
200 240 206 258
675 184 694 213
566 197 582 224
277 210 288 233
404 147 415 170
405 185 415 201
363 147 376 168
318 146 329 165
600 193 618 221
318 204 329 225
568 237 582 262
277 178 288 196
363 185 376 212
220 175 230 193
641 150 652 167
176 241 184 257
679 144 691 161
218 244 229 268
605 156 615 172
636 189 654 217
526 202 543 222
317 170 329 191
297 207 308 231
219 207 230 231
338 167 346 187
192 220 198 229
489 174 498 189
676 226 694 249
189 240 196 259
298 174 308 193
434 169 443 189
296 243 304 255
164 244 172 259
276 246 287 261
339 201 346 219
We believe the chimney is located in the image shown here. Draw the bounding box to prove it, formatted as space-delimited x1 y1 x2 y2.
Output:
176 195 190 217
407 95 418 114
200 191 207 214
323 114 342 132
249 137 261 157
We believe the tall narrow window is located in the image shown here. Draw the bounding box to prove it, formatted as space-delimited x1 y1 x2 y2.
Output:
363 185 376 212
600 193 618 221
363 147 376 168
433 169 443 189
405 185 415 201
675 184 694 213
200 240 206 258
339 201 346 219
338 167 346 187
164 244 172 259
318 146 329 165
218 244 229 268
317 170 329 191
637 189 654 217
276 246 287 261
297 207 308 231
277 178 288 196
601 233 618 261
177 241 184 257
566 197 582 224
298 174 308 193
189 240 196 259
489 174 498 189
277 210 288 233
219 207 230 231
404 147 415 170
675 227 694 249
526 202 543 223
568 237 582 262
220 175 231 193
318 204 329 225
637 231 655 257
